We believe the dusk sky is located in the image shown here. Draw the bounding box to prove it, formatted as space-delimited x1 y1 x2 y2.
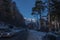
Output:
13 0 47 19
13 0 35 19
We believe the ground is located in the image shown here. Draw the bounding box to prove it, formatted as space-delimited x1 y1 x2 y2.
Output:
0 30 28 40
27 30 46 40
0 29 60 40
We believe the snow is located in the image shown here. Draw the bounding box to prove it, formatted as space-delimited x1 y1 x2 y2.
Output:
0 24 8 29
27 30 47 40
11 28 23 32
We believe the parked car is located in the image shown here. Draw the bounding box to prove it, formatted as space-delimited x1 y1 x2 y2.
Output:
0 28 24 38
0 29 15 37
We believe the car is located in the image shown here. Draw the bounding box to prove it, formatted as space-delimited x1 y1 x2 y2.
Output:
0 28 25 38
0 32 14 37
0 29 15 38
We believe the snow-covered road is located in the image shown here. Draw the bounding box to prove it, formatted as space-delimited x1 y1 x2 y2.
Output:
27 30 47 40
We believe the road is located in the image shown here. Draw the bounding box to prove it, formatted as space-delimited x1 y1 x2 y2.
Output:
0 30 29 40
0 29 60 40
27 30 46 40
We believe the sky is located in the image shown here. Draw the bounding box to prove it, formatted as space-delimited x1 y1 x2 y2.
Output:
13 0 47 20
13 0 36 19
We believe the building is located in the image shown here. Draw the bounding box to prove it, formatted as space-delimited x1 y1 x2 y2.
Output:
47 0 60 31
0 0 12 22
47 10 60 32
0 0 24 27
11 2 24 26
